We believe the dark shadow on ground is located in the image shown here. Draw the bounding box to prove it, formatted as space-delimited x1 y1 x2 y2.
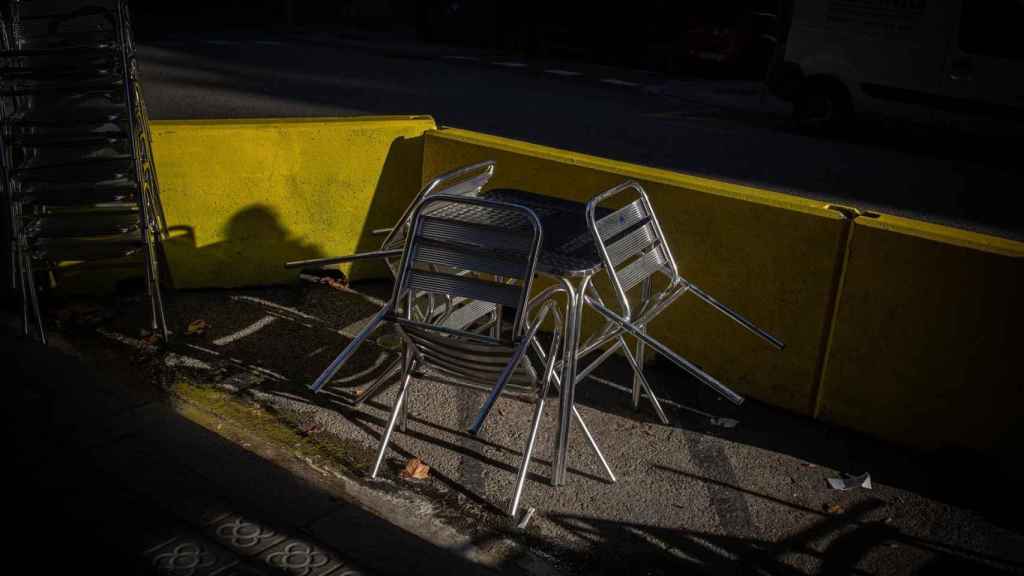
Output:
464 498 1021 575
3 322 510 575
572 352 1022 538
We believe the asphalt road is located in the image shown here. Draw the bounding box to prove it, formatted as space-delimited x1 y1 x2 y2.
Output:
136 33 1023 240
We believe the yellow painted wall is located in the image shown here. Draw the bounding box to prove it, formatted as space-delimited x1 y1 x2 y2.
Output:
816 215 1024 454
151 116 436 289
421 128 848 415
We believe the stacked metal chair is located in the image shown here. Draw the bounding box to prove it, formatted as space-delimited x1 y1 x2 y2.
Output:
1 0 167 343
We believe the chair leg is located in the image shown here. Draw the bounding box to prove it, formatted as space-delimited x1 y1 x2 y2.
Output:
139 212 159 336
620 335 668 424
17 242 30 337
632 340 644 410
468 332 536 435
633 278 651 409
585 296 744 405
509 393 546 517
310 307 389 392
570 404 617 483
370 370 413 479
398 382 409 433
146 237 169 341
143 198 169 341
531 337 617 484
8 205 17 291
353 355 403 407
22 249 45 345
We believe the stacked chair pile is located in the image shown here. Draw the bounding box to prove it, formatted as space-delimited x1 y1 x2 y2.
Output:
1 0 167 343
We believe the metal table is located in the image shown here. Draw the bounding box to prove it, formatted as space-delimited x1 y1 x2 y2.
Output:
478 188 607 486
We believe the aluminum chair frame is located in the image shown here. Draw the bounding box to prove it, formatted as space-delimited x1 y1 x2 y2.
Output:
366 195 611 517
578 180 785 422
288 161 498 398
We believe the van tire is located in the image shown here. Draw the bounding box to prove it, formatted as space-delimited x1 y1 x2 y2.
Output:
794 77 853 133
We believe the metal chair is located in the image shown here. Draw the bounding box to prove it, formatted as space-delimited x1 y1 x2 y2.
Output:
578 180 785 422
288 161 499 400
365 194 610 518
2 1 167 343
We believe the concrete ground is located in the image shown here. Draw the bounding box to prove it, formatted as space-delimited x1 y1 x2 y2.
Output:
32 280 1023 575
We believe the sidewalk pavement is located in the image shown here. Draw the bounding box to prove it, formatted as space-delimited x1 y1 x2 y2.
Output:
4 323 513 575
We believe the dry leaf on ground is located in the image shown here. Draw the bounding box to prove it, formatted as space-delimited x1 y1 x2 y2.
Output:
186 319 209 336
399 458 430 480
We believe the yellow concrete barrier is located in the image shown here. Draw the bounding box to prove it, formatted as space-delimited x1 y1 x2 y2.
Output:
151 116 436 289
816 215 1024 454
422 128 849 415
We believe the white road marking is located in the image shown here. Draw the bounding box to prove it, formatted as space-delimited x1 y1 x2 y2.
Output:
227 358 289 382
212 315 277 346
545 69 583 77
444 55 480 61
165 355 214 370
186 343 221 356
230 295 322 321
97 327 154 351
255 41 284 46
304 346 328 359
600 78 640 87
205 40 237 46
494 61 527 68
96 328 213 370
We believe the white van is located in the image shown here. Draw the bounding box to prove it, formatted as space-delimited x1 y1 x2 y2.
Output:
772 0 1024 131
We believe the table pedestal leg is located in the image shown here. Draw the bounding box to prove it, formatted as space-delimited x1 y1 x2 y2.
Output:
552 274 591 486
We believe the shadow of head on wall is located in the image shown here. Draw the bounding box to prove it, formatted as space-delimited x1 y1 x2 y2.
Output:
164 203 325 289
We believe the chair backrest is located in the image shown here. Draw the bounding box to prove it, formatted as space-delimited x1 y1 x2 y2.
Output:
380 160 496 256
586 180 680 319
390 195 542 342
